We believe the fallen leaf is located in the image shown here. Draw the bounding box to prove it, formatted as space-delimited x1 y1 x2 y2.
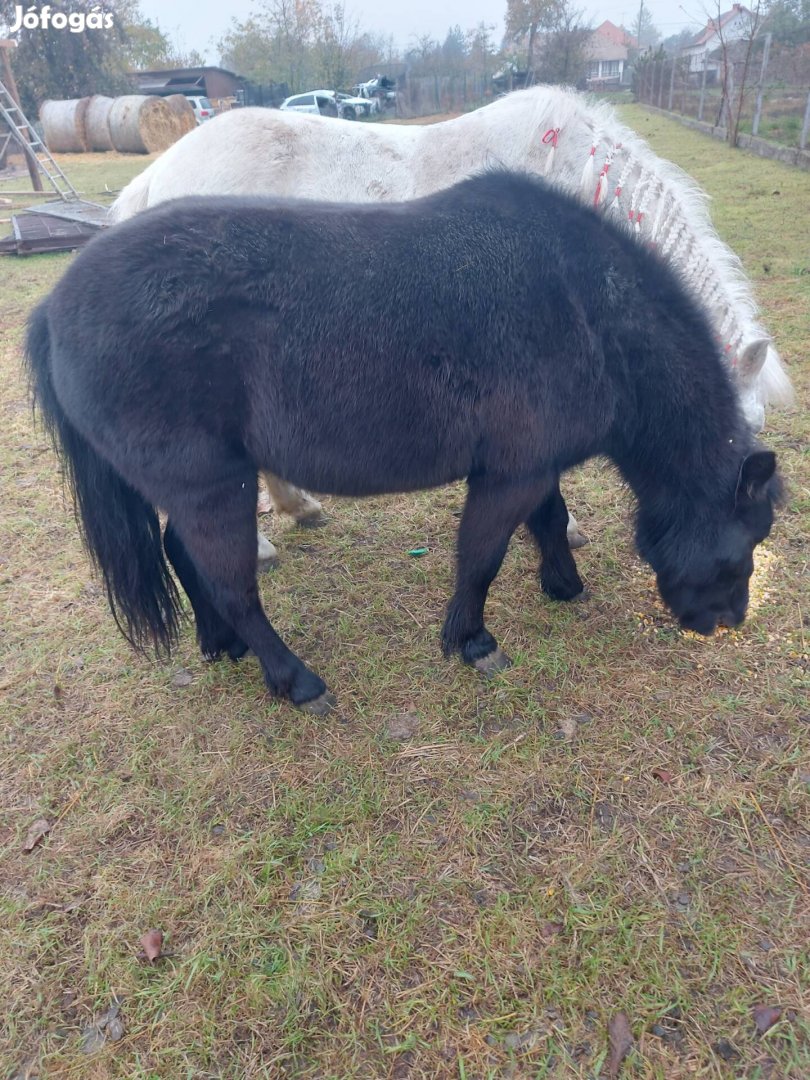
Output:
594 801 617 832
106 1015 125 1041
140 929 164 962
652 767 674 784
540 920 564 938
386 711 420 741
502 1028 545 1051
558 715 578 741
171 669 193 687
713 1038 738 1061
22 818 51 853
290 880 322 903
80 1001 125 1054
605 1011 633 1078
752 1004 782 1035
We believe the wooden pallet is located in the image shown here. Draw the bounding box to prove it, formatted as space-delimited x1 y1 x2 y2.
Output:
0 210 100 255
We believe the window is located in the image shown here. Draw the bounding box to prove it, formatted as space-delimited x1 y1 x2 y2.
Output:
602 61 620 78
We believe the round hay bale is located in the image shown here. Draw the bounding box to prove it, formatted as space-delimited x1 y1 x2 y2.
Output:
40 98 91 153
85 95 115 151
108 95 180 154
165 94 196 138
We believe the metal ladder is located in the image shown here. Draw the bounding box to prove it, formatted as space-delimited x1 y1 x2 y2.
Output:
0 77 80 200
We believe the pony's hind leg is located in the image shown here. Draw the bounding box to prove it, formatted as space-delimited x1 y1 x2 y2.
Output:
526 484 585 601
164 522 249 661
567 511 589 550
255 473 324 569
442 474 555 675
168 469 333 713
262 472 326 526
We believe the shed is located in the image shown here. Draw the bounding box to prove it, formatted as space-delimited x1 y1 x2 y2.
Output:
132 67 246 102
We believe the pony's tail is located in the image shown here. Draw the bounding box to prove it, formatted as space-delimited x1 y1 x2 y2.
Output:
108 164 152 223
24 303 181 654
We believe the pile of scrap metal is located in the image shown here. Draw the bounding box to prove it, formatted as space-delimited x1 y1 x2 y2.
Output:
0 192 108 255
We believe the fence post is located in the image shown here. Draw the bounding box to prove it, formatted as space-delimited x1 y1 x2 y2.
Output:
657 60 665 108
698 61 707 121
801 88 810 150
668 56 676 110
726 62 735 139
752 32 772 137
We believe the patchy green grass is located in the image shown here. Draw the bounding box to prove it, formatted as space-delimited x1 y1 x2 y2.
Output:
1 113 808 1079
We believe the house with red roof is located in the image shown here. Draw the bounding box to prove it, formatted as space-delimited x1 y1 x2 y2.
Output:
585 20 636 86
681 4 756 74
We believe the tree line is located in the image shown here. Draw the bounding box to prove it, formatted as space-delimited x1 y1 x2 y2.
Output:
0 0 203 115
2 0 808 118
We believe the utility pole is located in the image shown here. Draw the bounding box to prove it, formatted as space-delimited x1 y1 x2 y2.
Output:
637 0 645 50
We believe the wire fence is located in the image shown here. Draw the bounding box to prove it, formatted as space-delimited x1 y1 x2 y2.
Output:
634 38 810 150
394 73 493 118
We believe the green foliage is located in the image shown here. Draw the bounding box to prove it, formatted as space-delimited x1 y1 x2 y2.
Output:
219 0 384 93
0 0 199 115
505 0 591 86
661 28 696 55
630 4 661 49
765 0 810 43
0 0 135 113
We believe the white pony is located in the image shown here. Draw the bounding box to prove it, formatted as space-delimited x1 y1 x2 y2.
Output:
112 86 792 559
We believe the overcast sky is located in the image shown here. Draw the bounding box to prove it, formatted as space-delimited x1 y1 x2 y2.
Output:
138 1 711 66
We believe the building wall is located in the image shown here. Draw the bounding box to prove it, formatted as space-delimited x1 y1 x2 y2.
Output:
202 71 243 99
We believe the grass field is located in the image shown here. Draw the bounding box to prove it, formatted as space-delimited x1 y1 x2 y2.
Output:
0 107 808 1079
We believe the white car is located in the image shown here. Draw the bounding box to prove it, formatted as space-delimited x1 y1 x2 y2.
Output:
280 90 377 120
187 96 215 123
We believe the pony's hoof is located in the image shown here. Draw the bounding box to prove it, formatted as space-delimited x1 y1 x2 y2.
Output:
474 647 512 677
257 532 279 570
567 528 589 550
296 510 329 529
298 690 337 716
541 577 586 602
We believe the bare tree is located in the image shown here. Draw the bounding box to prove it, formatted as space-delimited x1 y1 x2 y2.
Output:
505 0 590 86
220 0 385 92
505 0 557 84
713 0 766 145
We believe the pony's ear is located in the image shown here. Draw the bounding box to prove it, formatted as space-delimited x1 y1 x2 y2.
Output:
739 450 777 501
737 339 769 382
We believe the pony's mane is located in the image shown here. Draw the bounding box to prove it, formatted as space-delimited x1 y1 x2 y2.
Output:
481 87 791 406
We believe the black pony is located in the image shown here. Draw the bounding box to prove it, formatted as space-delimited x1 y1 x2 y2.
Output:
26 172 781 713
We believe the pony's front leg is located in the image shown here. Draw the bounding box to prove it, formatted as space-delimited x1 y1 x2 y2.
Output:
442 474 554 675
262 472 326 526
526 485 586 600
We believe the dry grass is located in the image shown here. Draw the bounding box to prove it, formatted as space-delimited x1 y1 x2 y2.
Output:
0 112 808 1079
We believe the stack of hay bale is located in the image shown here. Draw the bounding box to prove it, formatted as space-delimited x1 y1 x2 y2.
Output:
41 94 198 154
